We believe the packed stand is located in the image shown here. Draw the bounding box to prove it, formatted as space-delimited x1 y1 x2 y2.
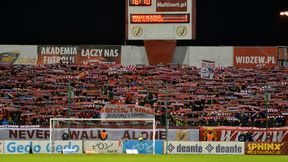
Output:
0 63 287 127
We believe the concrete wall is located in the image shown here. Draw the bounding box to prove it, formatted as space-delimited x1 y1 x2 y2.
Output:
122 46 234 67
181 46 234 67
121 46 149 66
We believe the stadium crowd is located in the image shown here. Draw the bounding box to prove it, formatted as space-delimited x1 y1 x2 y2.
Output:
0 63 287 127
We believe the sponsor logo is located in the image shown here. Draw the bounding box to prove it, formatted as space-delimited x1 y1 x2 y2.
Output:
247 143 283 155
203 128 217 141
175 143 203 153
17 57 37 64
235 56 276 67
205 144 214 153
0 52 20 65
175 130 189 141
123 140 162 154
156 0 187 12
5 141 81 153
132 142 152 153
176 26 187 37
92 141 119 153
168 142 244 154
132 26 143 37
167 143 175 152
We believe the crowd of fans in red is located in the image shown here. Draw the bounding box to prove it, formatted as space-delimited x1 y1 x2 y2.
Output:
0 63 287 127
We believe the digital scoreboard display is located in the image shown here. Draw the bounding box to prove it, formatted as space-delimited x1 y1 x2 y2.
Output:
126 0 196 40
129 0 152 6
130 14 190 23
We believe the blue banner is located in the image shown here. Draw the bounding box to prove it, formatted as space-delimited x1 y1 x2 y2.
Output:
122 140 163 154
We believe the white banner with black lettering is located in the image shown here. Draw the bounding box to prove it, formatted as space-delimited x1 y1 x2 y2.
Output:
0 127 199 141
166 141 245 154
4 140 82 154
0 141 3 154
84 140 122 154
100 104 155 118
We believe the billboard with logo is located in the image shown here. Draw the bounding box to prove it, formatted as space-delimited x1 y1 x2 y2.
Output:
166 141 244 154
245 142 288 155
126 0 196 40
0 45 37 66
200 126 288 142
123 140 163 154
84 140 122 154
233 47 277 68
4 140 82 154
37 45 121 65
37 45 79 64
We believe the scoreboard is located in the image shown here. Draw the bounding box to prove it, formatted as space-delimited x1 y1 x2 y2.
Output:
126 0 196 40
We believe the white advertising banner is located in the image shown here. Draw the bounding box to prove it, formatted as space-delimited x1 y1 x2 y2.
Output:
166 141 245 154
100 104 155 118
0 141 3 154
4 140 82 154
200 60 215 80
84 140 122 154
0 127 199 141
0 45 37 65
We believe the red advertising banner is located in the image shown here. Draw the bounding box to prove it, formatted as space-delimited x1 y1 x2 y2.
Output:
156 0 187 12
200 126 288 142
37 45 79 64
233 47 277 68
245 142 288 155
37 45 121 65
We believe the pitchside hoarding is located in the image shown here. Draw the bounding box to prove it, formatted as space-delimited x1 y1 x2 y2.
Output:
4 140 82 154
126 0 196 40
166 141 244 154
245 142 288 155
233 47 277 68
84 140 122 154
123 140 163 154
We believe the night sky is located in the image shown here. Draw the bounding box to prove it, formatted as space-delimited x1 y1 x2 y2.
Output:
0 0 287 46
